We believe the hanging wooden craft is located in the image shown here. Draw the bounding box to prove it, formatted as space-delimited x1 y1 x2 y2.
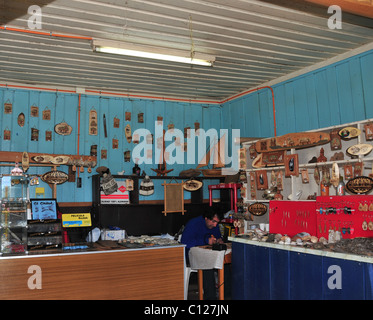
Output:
31 155 53 163
101 149 107 160
314 166 320 185
126 179 134 191
3 128 10 140
330 129 342 150
138 112 144 123
125 111 131 121
184 127 190 139
22 151 29 172
183 179 203 192
124 150 131 162
330 162 339 188
347 144 373 156
249 172 256 199
364 122 373 140
42 107 51 120
113 116 120 128
354 161 363 177
31 127 39 141
239 148 246 170
248 202 267 216
346 176 373 194
317 147 327 162
125 124 132 143
103 114 107 138
30 105 39 117
132 133 139 144
301 169 309 184
344 164 353 180
157 116 163 124
51 156 70 165
55 121 72 136
167 123 175 131
41 169 69 185
89 109 98 135
90 145 97 156
112 137 119 149
249 144 257 159
255 131 330 153
276 171 283 191
45 130 52 141
194 121 200 131
256 170 268 190
4 100 12 114
252 151 284 168
17 113 25 127
284 153 299 177
162 180 186 216
339 126 361 139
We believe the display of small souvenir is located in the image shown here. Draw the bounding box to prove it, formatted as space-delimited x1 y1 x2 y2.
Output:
125 124 132 143
124 150 131 162
354 161 363 177
17 113 25 127
112 138 119 149
55 121 72 135
167 123 174 131
89 109 98 135
113 116 120 128
101 149 107 160
45 130 52 141
90 145 97 156
364 122 373 140
344 164 353 180
3 128 10 140
184 127 190 139
338 126 361 139
31 127 39 141
4 100 12 114
284 153 299 177
276 171 283 190
42 107 51 120
317 148 327 162
30 105 39 117
138 112 144 123
125 111 131 121
249 172 256 199
330 129 342 150
301 169 309 183
314 166 320 185
256 170 268 190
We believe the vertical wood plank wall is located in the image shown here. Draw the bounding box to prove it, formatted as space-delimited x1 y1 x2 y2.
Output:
222 49 373 139
1 49 373 203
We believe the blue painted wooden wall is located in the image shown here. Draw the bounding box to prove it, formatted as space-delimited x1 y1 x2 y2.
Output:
222 49 373 138
0 89 223 202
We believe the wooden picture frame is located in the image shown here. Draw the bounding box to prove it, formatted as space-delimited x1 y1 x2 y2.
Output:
162 181 186 216
284 153 299 177
256 170 268 190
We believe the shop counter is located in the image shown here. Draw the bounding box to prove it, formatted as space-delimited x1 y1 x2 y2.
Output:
229 236 373 300
0 245 185 300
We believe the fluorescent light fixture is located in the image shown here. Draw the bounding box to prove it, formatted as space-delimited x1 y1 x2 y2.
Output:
92 39 215 66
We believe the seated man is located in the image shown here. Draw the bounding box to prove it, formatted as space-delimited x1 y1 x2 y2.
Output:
181 206 230 300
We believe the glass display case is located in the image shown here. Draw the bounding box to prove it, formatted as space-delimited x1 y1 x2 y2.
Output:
0 175 28 255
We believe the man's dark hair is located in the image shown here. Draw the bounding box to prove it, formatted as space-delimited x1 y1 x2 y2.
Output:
203 204 224 221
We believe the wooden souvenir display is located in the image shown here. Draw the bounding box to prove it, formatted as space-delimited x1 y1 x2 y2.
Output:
101 149 107 160
89 109 98 135
55 122 72 135
146 134 153 144
364 123 373 140
330 163 340 188
344 164 353 180
194 121 200 132
45 130 52 141
249 172 256 199
17 113 25 127
354 161 363 177
346 176 373 194
248 202 267 216
4 100 12 114
103 114 107 138
249 144 257 159
126 179 134 191
239 148 246 170
157 116 163 124
347 144 373 156
22 151 29 172
276 171 283 190
124 150 130 162
330 129 342 150
162 181 186 216
112 137 119 149
42 107 51 120
132 133 139 144
314 166 320 185
168 123 175 131
339 126 361 139
255 132 330 153
301 169 309 183
317 148 327 162
31 128 39 141
30 105 38 117
90 145 97 156
184 127 190 139
125 111 131 121
256 170 268 190
3 128 10 140
125 124 132 143
138 112 144 123
113 117 120 128
284 153 299 177
252 151 284 168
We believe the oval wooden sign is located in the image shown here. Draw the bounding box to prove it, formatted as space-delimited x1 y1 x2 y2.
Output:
54 122 72 136
338 127 361 139
346 176 373 194
347 144 373 156
41 170 69 185
248 202 267 216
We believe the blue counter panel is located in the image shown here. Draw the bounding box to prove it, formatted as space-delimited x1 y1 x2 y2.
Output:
232 241 373 300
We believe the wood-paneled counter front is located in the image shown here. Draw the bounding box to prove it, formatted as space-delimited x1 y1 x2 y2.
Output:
0 245 185 300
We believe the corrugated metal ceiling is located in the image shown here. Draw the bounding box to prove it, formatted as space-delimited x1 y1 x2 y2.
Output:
1 0 373 102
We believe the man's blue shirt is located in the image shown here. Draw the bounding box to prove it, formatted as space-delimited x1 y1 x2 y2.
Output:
181 215 221 258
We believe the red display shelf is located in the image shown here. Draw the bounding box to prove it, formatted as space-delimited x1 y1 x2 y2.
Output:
208 183 242 212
